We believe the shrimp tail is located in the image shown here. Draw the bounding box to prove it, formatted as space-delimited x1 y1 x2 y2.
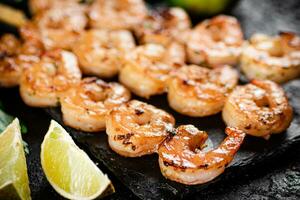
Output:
251 79 274 90
221 127 246 162
225 127 246 138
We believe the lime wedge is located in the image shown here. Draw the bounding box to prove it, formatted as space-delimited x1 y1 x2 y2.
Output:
0 119 31 200
41 120 114 199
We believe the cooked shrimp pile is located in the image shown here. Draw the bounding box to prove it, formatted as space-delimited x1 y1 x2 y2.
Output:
0 0 296 186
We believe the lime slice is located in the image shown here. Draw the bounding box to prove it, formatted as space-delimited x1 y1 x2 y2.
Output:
41 120 114 200
0 119 31 200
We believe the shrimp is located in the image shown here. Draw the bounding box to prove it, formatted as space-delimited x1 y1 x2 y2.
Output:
106 100 175 157
0 34 43 87
19 22 41 45
119 43 185 98
72 29 136 78
28 0 78 14
0 34 22 87
33 1 88 50
88 0 147 30
158 125 245 185
222 80 293 139
167 65 238 117
186 15 244 68
0 34 20 55
60 77 131 132
20 50 81 107
134 7 191 46
18 23 45 69
240 32 300 83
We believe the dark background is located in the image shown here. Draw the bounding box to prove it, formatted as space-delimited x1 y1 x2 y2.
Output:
0 0 300 199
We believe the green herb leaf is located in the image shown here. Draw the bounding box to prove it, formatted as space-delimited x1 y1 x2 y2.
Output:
0 101 29 154
0 109 14 133
22 141 29 155
20 121 28 134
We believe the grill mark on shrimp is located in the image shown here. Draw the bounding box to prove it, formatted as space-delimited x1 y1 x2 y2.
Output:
134 108 144 115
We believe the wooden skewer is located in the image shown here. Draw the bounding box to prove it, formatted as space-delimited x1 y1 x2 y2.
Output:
0 3 28 27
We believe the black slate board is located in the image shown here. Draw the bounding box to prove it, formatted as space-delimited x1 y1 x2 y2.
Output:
45 79 300 200
1 0 300 199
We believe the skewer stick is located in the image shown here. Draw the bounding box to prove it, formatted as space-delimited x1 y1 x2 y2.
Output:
0 3 28 27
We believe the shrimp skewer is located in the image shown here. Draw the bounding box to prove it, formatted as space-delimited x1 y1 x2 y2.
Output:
20 50 81 107
186 15 244 67
167 65 238 117
61 77 131 132
241 32 300 83
72 29 136 78
222 80 293 139
158 125 245 185
119 43 185 98
106 100 175 157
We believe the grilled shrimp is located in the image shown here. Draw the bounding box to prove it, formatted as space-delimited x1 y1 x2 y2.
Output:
33 1 87 50
29 0 78 14
0 34 43 87
20 50 81 107
20 22 42 44
241 32 300 83
88 0 147 30
61 77 131 132
106 100 175 157
222 80 293 139
158 125 245 185
72 29 136 78
134 7 191 46
187 15 244 67
0 34 19 55
18 23 45 69
29 0 51 13
167 65 238 117
119 43 185 98
0 34 22 87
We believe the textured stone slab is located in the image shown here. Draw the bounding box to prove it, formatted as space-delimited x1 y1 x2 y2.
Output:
0 0 298 199
46 79 300 200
